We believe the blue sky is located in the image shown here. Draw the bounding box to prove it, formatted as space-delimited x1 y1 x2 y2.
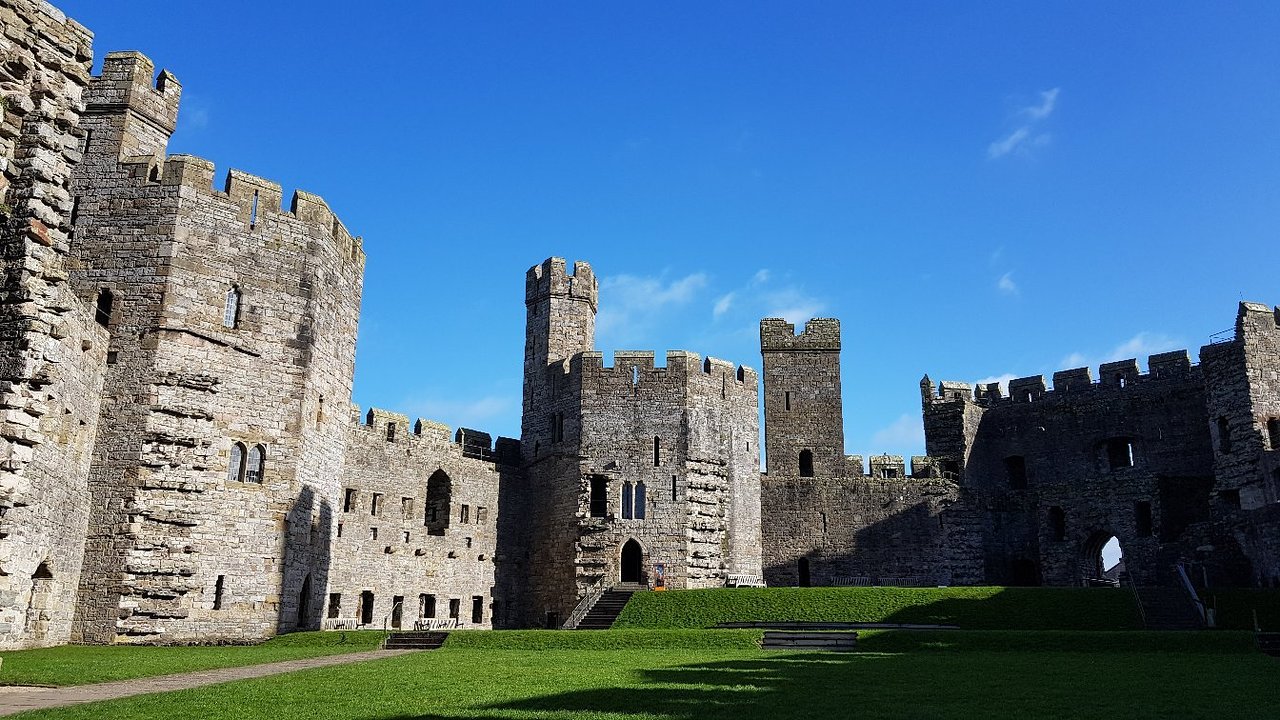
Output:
62 2 1280 465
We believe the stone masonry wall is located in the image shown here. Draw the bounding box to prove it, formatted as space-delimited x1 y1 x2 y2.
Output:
0 0 107 650
67 50 365 642
329 408 513 630
761 318 845 478
924 351 1218 586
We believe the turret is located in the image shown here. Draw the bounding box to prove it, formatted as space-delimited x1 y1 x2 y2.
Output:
760 318 845 478
82 52 181 167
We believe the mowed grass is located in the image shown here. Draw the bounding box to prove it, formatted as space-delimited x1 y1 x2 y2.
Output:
11 630 1277 720
615 586 1142 630
0 631 384 687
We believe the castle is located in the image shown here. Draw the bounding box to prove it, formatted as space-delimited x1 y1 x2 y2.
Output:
0 0 1277 649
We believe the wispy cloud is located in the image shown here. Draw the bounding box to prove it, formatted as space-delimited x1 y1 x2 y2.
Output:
752 269 771 285
596 271 708 346
988 87 1059 159
975 373 1019 394
869 414 926 454
1104 332 1183 362
765 287 826 326
402 394 512 430
713 292 735 319
1022 88 1060 120
997 272 1019 295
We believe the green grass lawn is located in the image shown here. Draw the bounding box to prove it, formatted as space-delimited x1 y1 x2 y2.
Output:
1204 588 1280 630
0 631 385 687
615 586 1142 630
10 630 1278 720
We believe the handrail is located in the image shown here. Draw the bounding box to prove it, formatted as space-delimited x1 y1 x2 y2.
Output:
561 578 607 630
1123 570 1147 629
1174 561 1208 626
382 598 405 646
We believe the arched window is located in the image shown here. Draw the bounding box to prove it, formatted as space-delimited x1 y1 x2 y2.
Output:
653 436 661 467
425 469 452 534
589 476 607 518
245 444 265 483
634 482 646 519
94 288 113 328
227 442 246 483
799 449 814 477
223 286 241 328
621 482 634 520
1004 456 1027 490
1048 506 1066 541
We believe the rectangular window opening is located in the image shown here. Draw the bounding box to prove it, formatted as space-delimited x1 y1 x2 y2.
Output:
460 504 469 524
448 598 460 620
343 488 357 513
1135 501 1153 537
213 575 225 610
371 492 383 516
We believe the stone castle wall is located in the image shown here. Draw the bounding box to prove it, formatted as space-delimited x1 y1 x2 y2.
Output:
0 0 107 650
65 48 365 643
328 408 516 630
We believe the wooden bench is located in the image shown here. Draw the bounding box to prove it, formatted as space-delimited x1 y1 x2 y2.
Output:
414 618 461 631
832 576 872 587
320 617 361 631
726 574 767 588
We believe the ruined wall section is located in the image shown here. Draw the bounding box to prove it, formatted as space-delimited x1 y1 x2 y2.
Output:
330 409 514 630
760 461 981 588
761 319 845 478
0 0 106 650
1202 302 1280 584
923 353 1215 586
68 50 365 641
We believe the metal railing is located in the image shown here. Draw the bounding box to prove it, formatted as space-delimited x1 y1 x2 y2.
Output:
561 578 607 630
1122 570 1148 629
1174 561 1208 626
381 598 405 647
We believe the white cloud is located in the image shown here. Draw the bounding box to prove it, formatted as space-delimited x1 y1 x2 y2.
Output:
988 127 1031 159
402 394 512 430
752 269 771 285
997 272 1018 295
1022 87 1060 120
713 292 735 319
975 373 1018 394
765 286 826 325
596 271 708 346
869 414 926 452
1105 332 1183 363
1060 352 1088 369
988 88 1059 159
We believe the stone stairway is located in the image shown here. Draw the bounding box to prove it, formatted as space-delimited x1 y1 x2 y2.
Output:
382 631 449 650
575 584 642 630
1135 587 1203 630
761 631 858 651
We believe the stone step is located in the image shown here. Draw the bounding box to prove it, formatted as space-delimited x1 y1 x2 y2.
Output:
383 631 448 650
761 631 858 651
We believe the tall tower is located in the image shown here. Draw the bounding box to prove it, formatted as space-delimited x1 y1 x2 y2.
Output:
521 258 597 457
760 318 845 477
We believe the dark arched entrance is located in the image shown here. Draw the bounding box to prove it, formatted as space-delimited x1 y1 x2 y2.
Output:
620 539 643 584
297 574 312 629
1080 530 1123 586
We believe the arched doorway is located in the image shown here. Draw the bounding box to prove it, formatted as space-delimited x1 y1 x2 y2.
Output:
620 539 643 584
297 574 312 629
1081 531 1124 585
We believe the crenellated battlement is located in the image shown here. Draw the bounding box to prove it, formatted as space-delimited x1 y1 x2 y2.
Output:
835 453 950 479
525 257 597 311
574 350 757 391
760 318 841 351
158 155 364 264
923 349 1200 407
85 51 181 131
352 406 519 464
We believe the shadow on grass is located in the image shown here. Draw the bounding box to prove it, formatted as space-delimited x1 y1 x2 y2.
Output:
374 639 1276 720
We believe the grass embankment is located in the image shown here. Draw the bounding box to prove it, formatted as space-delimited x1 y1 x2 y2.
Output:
14 630 1276 720
1204 588 1280 630
0 630 384 687
615 586 1142 630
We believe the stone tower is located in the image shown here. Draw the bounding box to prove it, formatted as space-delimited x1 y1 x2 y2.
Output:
760 318 845 477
